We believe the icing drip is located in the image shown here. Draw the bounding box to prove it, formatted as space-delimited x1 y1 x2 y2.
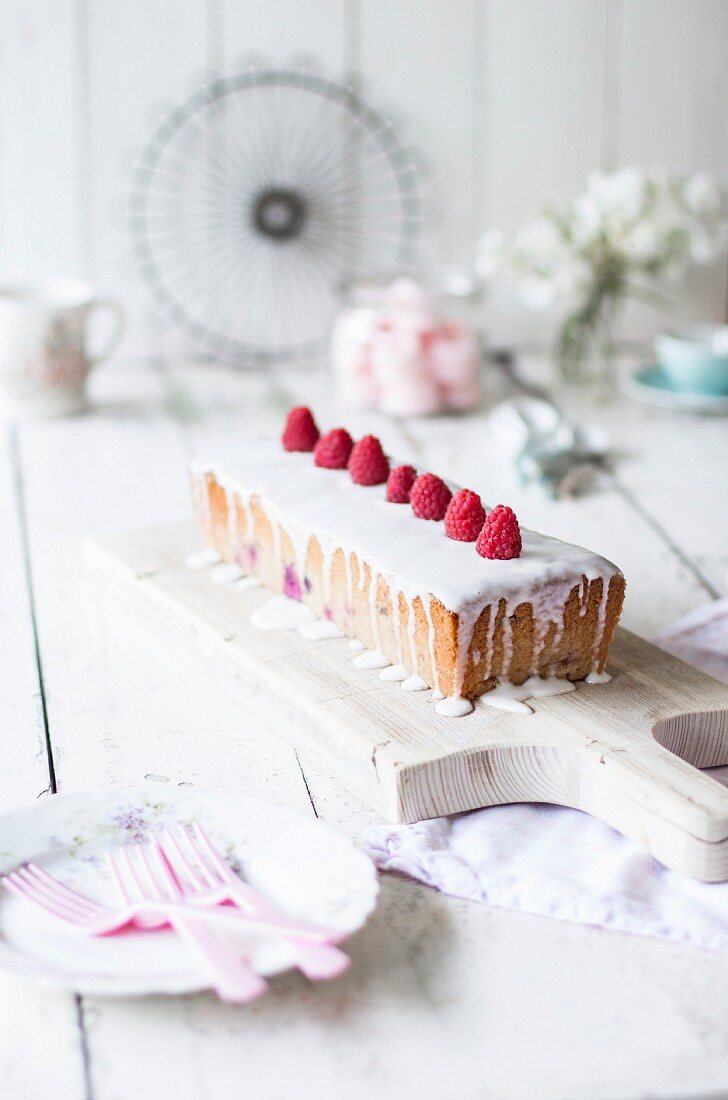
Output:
298 620 345 640
353 649 390 669
348 639 365 651
235 576 262 590
585 670 611 684
367 570 381 653
501 610 514 681
210 562 244 584
186 548 221 569
483 603 500 682
431 689 445 700
405 599 418 674
435 696 474 717
481 675 576 714
401 675 429 691
421 598 440 694
379 663 409 682
251 596 316 630
590 578 611 673
225 484 239 558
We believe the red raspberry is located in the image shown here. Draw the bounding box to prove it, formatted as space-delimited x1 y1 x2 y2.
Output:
386 464 417 504
475 504 522 559
281 406 319 452
348 435 390 486
410 473 452 521
444 489 486 542
314 427 353 469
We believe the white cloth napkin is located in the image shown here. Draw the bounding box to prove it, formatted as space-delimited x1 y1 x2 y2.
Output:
362 601 728 951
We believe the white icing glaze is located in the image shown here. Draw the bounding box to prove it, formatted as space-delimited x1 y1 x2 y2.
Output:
401 675 429 692
235 576 262 590
210 562 244 584
186 548 221 569
190 441 619 620
298 619 345 641
435 696 474 717
191 438 622 709
585 670 612 684
431 689 445 701
353 649 390 670
348 639 365 651
250 596 316 630
379 663 409 682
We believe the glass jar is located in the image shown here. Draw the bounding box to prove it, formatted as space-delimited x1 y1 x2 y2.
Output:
330 271 483 416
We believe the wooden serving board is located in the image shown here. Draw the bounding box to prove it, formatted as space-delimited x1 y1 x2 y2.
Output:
86 522 728 882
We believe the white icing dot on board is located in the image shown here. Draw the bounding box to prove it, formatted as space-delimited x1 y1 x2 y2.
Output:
185 548 221 569
434 696 474 717
210 562 244 584
235 575 263 590
379 664 409 682
353 649 390 670
250 596 317 630
401 675 429 692
479 675 576 714
298 619 345 641
348 639 365 651
585 670 611 684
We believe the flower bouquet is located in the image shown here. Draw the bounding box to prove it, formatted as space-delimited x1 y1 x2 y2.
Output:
478 167 727 384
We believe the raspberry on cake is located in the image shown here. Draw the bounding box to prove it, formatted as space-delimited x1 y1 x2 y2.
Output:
348 435 390 486
410 473 452 521
386 464 417 504
190 432 625 707
476 504 522 560
314 428 353 469
444 489 486 542
282 407 319 452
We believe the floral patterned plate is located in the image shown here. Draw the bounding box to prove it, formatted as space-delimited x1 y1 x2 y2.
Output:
0 784 378 997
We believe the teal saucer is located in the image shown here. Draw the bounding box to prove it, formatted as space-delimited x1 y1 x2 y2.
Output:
621 363 728 413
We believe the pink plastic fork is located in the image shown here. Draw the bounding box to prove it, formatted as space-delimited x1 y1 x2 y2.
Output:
0 861 323 939
107 841 267 1003
2 856 267 1003
158 822 350 980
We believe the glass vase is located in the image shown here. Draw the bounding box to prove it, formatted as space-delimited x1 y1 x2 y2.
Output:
554 292 619 389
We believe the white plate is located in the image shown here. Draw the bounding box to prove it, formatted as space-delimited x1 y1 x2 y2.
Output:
0 784 378 997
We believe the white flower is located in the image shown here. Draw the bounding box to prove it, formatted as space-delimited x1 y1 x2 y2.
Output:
571 193 603 245
480 166 727 314
684 172 723 218
622 221 662 263
475 227 504 278
518 276 558 310
587 167 647 223
513 215 564 259
688 227 719 264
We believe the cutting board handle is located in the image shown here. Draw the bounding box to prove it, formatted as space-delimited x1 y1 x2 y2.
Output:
577 734 728 881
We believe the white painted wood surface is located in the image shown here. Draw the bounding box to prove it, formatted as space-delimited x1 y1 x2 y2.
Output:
2 0 728 357
1 352 728 1098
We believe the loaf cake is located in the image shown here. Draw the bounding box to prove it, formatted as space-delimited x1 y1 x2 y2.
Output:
189 417 625 712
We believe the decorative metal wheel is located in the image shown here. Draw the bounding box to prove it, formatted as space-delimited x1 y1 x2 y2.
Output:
128 66 421 365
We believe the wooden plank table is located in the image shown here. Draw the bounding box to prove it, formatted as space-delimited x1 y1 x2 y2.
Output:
2 355 728 1100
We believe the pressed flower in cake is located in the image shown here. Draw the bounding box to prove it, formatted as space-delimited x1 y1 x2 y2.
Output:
190 412 625 706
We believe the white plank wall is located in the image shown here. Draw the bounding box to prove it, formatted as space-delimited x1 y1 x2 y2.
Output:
1 0 728 358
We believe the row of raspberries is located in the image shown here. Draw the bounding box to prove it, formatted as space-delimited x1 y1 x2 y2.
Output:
281 406 522 559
